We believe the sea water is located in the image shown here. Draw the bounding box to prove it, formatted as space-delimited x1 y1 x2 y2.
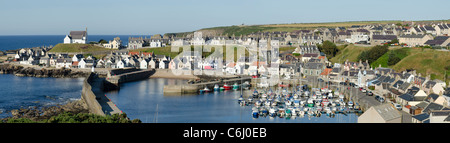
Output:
0 35 149 51
0 74 84 118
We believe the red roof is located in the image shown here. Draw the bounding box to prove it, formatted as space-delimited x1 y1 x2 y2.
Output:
72 61 79 66
320 68 332 75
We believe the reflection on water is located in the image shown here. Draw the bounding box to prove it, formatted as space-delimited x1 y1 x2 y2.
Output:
106 78 358 123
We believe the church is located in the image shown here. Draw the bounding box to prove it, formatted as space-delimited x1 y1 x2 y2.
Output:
64 28 88 44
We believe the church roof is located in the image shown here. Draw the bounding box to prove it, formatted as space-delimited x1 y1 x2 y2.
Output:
69 31 87 39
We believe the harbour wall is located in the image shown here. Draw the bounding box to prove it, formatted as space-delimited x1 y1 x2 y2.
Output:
104 68 156 90
163 76 252 94
81 73 105 116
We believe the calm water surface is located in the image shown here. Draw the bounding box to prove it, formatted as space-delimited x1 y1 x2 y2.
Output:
106 78 358 123
0 74 84 118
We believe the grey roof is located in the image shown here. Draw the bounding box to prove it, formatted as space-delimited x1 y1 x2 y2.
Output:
393 80 404 88
430 110 450 117
423 102 444 114
372 103 402 122
412 113 429 121
303 62 324 69
415 102 429 109
399 34 427 38
426 93 440 102
399 93 414 101
69 31 87 39
372 35 397 40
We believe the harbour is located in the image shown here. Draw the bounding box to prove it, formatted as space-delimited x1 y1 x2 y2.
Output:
105 78 359 123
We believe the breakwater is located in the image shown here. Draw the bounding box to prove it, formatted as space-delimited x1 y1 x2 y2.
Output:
104 68 156 91
81 72 122 116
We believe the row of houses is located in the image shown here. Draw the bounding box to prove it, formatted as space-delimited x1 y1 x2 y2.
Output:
356 66 450 123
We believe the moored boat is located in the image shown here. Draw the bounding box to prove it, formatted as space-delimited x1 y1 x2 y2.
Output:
232 83 239 90
223 83 232 90
214 84 220 91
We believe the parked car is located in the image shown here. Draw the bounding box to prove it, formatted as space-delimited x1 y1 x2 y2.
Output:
375 95 385 103
393 103 402 110
361 88 367 93
349 82 355 87
366 91 373 96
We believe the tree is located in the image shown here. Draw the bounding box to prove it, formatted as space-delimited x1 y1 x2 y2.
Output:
98 39 108 44
391 38 399 44
358 44 389 64
318 40 338 59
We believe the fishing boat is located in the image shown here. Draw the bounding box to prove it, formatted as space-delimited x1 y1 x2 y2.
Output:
242 81 250 90
307 98 314 107
252 107 259 118
348 101 354 109
252 90 259 98
255 100 262 106
260 107 268 115
269 108 277 117
223 83 232 90
294 99 300 107
220 87 225 91
232 83 239 90
203 86 211 93
199 89 205 94
279 82 289 88
214 84 220 91
238 96 244 103
321 98 330 107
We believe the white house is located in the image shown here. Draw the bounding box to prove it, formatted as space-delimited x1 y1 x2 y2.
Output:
148 59 158 69
140 59 148 69
116 60 125 69
191 32 205 45
150 40 162 47
64 28 88 44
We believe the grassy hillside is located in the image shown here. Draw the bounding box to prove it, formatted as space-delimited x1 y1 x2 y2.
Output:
193 20 450 37
329 44 370 63
392 48 450 84
49 43 112 53
370 47 410 68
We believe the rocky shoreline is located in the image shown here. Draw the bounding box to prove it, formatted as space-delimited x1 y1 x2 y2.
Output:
1 100 89 122
0 63 90 78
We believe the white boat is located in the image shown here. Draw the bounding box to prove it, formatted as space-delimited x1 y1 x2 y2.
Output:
203 86 211 92
271 101 277 107
269 108 277 117
261 94 267 100
264 100 271 107
255 100 262 106
321 98 330 107
294 99 300 107
304 91 310 97
315 100 321 106
290 108 297 116
299 110 305 116
327 92 333 98
214 84 220 91
348 101 354 109
257 82 269 88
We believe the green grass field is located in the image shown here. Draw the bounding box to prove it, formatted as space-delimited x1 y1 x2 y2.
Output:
49 43 112 53
329 44 371 63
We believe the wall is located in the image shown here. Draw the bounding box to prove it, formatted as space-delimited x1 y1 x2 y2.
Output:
81 73 105 116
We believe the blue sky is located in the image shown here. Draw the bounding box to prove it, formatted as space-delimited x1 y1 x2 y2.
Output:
0 0 449 35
